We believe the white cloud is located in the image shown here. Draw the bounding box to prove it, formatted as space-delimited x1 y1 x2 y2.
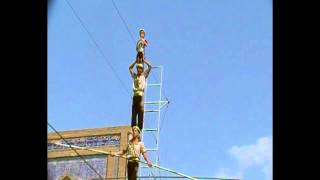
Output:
229 136 273 180
214 136 272 180
214 168 243 179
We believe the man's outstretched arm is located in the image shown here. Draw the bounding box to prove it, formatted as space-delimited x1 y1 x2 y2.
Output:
142 152 152 167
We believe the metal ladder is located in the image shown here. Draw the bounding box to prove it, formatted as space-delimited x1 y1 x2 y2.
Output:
139 65 169 178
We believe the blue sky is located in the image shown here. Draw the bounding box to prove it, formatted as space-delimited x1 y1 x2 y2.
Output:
48 0 272 179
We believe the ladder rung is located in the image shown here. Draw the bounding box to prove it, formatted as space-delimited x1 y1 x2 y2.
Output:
146 148 158 151
144 110 160 112
147 83 161 87
143 128 158 132
144 101 167 105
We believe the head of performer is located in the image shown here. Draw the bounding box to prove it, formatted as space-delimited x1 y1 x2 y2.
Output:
139 29 145 39
136 63 143 75
132 126 141 141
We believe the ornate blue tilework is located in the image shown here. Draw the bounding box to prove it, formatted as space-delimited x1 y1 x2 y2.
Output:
48 155 107 180
48 135 120 151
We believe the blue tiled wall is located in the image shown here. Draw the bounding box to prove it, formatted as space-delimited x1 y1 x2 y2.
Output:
48 155 107 180
48 135 120 151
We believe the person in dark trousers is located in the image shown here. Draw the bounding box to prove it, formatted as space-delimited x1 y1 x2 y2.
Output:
115 126 152 180
129 52 152 130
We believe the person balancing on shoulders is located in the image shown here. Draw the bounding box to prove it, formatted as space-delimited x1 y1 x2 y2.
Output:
136 28 148 57
129 51 152 130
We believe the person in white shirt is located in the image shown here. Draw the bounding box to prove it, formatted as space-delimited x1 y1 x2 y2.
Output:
115 126 152 180
129 52 152 130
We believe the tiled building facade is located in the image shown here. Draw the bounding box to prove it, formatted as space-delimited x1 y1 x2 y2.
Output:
48 126 132 180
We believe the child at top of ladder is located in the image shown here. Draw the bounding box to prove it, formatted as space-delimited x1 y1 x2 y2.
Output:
136 28 148 64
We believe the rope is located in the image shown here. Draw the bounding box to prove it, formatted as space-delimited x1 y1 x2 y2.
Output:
48 122 105 180
53 142 197 180
111 0 136 45
110 0 170 102
64 0 131 97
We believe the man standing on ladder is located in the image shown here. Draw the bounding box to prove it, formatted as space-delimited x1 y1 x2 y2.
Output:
129 51 152 130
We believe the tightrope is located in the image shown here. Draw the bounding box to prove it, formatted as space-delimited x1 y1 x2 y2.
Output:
53 142 197 180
